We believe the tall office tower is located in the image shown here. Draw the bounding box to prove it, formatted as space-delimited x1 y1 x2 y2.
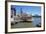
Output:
11 7 14 18
20 8 23 16
14 8 16 16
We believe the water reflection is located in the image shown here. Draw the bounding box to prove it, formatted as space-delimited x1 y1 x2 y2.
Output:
32 17 41 27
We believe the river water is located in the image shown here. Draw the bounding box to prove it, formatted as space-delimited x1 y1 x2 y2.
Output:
32 17 41 27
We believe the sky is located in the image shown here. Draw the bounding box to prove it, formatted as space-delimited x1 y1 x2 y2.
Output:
11 5 41 16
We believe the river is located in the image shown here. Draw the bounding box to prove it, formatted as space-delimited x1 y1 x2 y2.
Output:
32 17 41 27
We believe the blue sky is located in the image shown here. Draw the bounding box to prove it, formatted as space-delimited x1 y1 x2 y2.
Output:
11 5 41 16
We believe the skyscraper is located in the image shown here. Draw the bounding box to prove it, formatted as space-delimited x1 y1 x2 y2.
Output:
14 8 16 16
20 8 23 16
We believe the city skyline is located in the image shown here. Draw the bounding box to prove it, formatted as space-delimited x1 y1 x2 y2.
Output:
11 5 41 16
